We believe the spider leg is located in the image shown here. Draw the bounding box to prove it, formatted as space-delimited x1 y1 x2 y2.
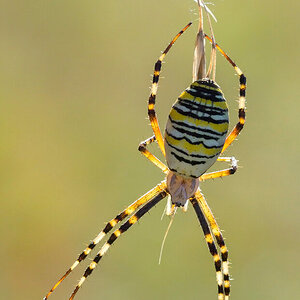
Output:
69 187 169 300
138 135 168 173
190 196 224 300
148 22 192 156
44 181 167 300
194 189 230 300
204 34 247 153
200 156 237 181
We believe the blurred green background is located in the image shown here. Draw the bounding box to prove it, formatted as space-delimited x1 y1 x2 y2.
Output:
1 0 299 299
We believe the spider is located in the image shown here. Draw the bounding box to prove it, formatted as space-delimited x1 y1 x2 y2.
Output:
44 13 246 300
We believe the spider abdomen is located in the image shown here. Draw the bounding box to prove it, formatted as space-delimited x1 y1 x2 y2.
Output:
164 79 229 178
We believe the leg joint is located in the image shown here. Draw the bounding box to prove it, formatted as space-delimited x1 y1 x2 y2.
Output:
240 74 246 85
229 156 238 174
138 144 146 152
138 136 156 152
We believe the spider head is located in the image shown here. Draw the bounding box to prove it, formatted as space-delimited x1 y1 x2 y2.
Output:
166 171 199 207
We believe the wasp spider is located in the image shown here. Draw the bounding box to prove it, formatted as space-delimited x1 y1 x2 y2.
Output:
44 19 246 300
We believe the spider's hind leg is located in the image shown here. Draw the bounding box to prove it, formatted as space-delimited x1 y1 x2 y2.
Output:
148 23 192 156
204 34 247 153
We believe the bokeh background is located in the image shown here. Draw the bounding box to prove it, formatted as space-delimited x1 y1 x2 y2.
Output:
1 0 299 299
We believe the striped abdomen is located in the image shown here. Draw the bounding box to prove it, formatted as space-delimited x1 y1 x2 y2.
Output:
164 79 229 178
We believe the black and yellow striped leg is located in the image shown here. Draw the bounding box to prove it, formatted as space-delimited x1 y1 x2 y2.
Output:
190 197 225 300
69 188 169 300
148 22 192 156
194 189 230 300
199 156 237 181
44 181 167 300
138 135 168 173
204 34 247 153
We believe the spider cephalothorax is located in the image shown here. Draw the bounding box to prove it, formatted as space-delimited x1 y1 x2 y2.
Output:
166 171 199 206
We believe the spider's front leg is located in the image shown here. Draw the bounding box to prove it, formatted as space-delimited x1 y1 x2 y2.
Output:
69 186 169 300
193 189 231 300
190 196 225 300
195 156 239 298
138 135 168 174
43 181 167 300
